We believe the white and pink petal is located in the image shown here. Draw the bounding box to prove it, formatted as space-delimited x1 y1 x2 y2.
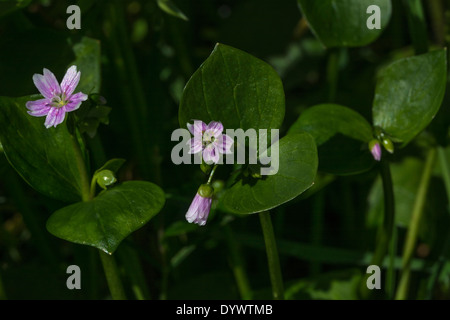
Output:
26 99 52 117
60 66 81 97
203 144 220 164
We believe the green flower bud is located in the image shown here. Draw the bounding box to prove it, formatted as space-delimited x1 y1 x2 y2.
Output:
381 138 394 154
197 184 214 198
96 170 117 189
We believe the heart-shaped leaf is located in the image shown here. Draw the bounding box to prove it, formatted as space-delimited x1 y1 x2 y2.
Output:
46 181 165 254
0 95 84 202
288 104 374 175
179 43 285 134
297 0 392 48
372 49 447 146
220 132 317 214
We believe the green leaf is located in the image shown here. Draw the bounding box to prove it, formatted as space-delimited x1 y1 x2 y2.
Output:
46 181 165 254
179 43 285 133
157 0 188 21
288 104 374 175
297 0 392 48
220 133 317 215
372 49 447 146
0 95 84 202
288 104 373 145
94 158 126 176
286 269 362 300
71 37 101 94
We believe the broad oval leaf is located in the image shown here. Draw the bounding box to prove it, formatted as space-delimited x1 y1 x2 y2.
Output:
46 181 165 254
372 49 447 146
220 132 317 214
71 37 101 94
288 104 374 175
0 95 84 202
288 104 373 145
297 0 392 48
179 43 285 132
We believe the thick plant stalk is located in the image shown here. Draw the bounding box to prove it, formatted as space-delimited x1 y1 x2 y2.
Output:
259 211 284 300
99 251 127 300
360 159 395 299
72 129 127 300
395 148 436 300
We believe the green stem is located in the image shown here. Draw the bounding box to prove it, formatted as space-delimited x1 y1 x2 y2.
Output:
424 147 450 298
99 250 127 300
360 159 395 299
207 165 219 184
259 211 284 300
395 148 436 300
70 134 91 201
386 225 398 299
403 0 429 54
372 159 395 267
224 224 253 300
70 127 127 300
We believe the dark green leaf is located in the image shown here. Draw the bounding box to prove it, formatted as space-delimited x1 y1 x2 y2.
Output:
288 104 374 175
179 43 285 133
0 95 84 202
157 0 188 21
220 133 317 214
286 269 362 300
94 158 126 176
297 0 392 48
372 49 447 146
288 104 373 145
71 37 101 95
46 181 165 254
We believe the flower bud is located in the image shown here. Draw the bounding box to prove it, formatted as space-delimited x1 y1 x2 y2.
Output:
369 140 381 161
186 184 214 226
197 184 214 198
382 138 394 154
96 170 117 189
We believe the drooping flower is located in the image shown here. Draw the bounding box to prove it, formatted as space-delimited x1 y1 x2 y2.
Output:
185 184 214 226
26 66 88 128
369 140 382 161
187 120 233 164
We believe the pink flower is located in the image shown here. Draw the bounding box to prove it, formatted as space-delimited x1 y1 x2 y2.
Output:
187 120 233 164
185 184 214 226
26 66 88 128
369 140 382 161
